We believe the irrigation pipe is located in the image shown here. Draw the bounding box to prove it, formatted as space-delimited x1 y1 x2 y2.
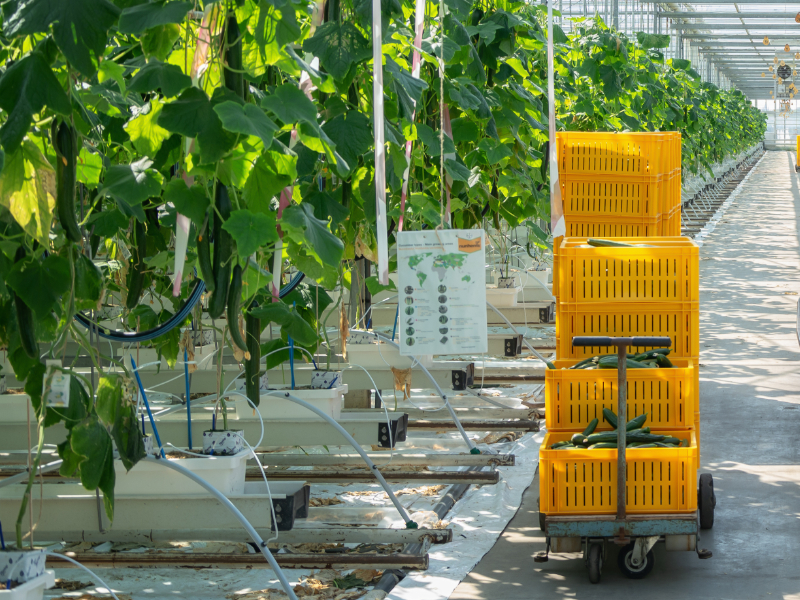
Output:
45 548 121 600
347 328 480 454
263 391 417 528
0 459 63 490
143 456 299 600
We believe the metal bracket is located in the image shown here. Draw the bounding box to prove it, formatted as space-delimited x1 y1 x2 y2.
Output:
504 335 523 357
630 536 659 568
539 303 555 324
271 484 311 531
451 363 474 391
378 414 408 448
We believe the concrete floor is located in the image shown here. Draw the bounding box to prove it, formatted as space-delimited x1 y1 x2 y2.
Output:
451 151 800 599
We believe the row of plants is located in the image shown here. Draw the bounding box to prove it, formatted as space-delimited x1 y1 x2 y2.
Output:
0 0 765 548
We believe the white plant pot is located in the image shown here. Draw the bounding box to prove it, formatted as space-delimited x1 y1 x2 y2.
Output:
0 549 46 585
202 429 245 456
485 285 520 307
0 570 55 600
346 341 433 368
527 268 551 285
244 385 347 421
113 453 247 497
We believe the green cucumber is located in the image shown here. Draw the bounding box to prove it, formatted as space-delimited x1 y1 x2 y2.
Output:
227 263 249 356
244 310 261 407
633 348 672 360
632 443 658 448
661 437 681 445
53 121 81 243
588 442 618 449
208 182 232 319
89 191 102 258
570 433 587 446
587 238 633 247
125 219 147 310
196 213 215 292
569 356 599 369
550 441 572 449
582 418 599 436
602 408 618 429
625 413 648 431
655 354 673 368
13 248 37 359
599 357 656 369
586 431 618 444
223 15 245 100
626 427 651 435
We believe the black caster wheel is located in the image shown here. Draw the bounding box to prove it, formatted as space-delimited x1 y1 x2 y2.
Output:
587 543 603 584
617 542 655 579
699 473 715 530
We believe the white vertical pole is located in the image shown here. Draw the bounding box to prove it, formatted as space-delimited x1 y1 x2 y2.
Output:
372 0 388 285
548 0 565 238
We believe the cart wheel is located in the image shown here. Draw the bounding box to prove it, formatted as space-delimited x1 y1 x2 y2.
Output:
539 511 546 532
587 543 603 584
617 542 655 579
699 473 715 530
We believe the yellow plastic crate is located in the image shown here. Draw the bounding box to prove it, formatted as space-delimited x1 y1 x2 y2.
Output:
663 207 681 236
555 301 699 359
545 358 696 432
563 215 663 238
557 131 678 178
539 428 698 516
560 174 664 219
557 237 699 305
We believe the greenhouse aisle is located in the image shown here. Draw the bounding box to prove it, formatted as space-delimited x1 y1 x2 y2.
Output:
450 151 800 599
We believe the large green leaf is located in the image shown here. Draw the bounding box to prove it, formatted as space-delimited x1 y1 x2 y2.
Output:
6 253 71 318
0 141 56 244
280 203 344 268
125 99 171 157
88 208 129 237
243 150 296 213
163 179 209 225
98 158 164 211
5 0 121 77
74 253 104 311
213 101 278 149
70 414 115 514
255 0 302 48
0 52 71 152
637 32 671 50
221 209 279 257
321 111 372 177
118 0 192 33
127 60 192 97
77 148 103 187
262 84 318 126
385 57 428 119
302 21 372 80
249 301 317 345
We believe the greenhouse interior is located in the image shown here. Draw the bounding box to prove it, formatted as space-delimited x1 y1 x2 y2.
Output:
0 0 795 598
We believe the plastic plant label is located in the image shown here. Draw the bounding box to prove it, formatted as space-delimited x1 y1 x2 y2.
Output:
43 360 70 408
397 229 488 356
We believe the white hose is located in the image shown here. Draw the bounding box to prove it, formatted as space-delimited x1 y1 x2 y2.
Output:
45 549 121 600
0 459 63 490
485 301 552 366
143 456 298 600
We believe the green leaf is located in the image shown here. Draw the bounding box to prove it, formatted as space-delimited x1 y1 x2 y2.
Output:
6 253 71 318
118 0 192 33
416 123 456 157
164 179 209 225
98 60 126 93
88 208 129 237
77 148 103 187
98 157 164 210
74 254 103 311
280 203 344 268
125 99 172 157
243 150 296 213
385 56 428 119
365 275 397 295
96 373 125 427
249 302 317 345
304 189 349 226
637 32 671 50
112 402 146 472
599 64 622 99
302 21 372 80
127 60 192 97
5 0 121 77
213 101 278 149
256 0 302 48
221 209 279 256
70 414 113 490
259 337 304 369
444 158 471 183
262 84 318 126
672 58 691 71
281 281 333 317
0 140 56 244
321 111 372 177
0 52 71 152
141 23 181 62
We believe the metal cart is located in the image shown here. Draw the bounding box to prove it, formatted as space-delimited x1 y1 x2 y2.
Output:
535 336 715 583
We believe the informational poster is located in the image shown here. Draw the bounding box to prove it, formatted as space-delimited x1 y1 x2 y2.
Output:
396 229 488 356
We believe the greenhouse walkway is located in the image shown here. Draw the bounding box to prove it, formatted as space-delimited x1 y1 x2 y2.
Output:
450 151 800 599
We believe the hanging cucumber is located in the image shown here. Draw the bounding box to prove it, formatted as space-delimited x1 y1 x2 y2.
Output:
196 213 215 292
223 15 245 100
244 311 261 407
89 190 102 258
227 263 249 357
208 182 232 319
125 219 147 310
52 121 81 243
12 248 37 359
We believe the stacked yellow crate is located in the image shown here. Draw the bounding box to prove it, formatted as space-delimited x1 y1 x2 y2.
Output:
540 132 699 521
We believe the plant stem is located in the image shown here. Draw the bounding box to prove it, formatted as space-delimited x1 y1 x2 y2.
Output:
15 421 45 548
